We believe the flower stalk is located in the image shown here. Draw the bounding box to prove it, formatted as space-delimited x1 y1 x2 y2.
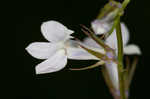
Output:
116 18 126 99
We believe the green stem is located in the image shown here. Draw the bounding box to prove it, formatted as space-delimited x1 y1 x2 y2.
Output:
116 20 123 62
116 18 126 99
128 57 138 87
105 15 120 38
121 0 130 12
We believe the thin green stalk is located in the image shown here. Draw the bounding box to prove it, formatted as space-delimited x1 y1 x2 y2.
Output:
121 0 130 12
115 1 130 98
116 18 126 99
128 57 138 87
81 25 112 51
105 15 120 38
116 19 123 62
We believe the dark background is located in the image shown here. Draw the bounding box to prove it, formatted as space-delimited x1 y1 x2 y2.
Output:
15 0 150 99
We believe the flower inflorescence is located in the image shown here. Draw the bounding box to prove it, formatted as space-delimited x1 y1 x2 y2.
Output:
25 0 141 99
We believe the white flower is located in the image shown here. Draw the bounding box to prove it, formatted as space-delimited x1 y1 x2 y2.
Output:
26 20 98 74
81 22 141 90
25 20 141 90
91 19 113 34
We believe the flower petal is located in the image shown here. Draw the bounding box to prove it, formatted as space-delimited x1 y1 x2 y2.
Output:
91 19 113 35
83 37 102 49
106 23 129 49
41 20 74 42
124 44 141 55
105 62 119 90
66 40 105 60
67 47 99 60
35 50 67 74
121 23 130 45
26 42 61 59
